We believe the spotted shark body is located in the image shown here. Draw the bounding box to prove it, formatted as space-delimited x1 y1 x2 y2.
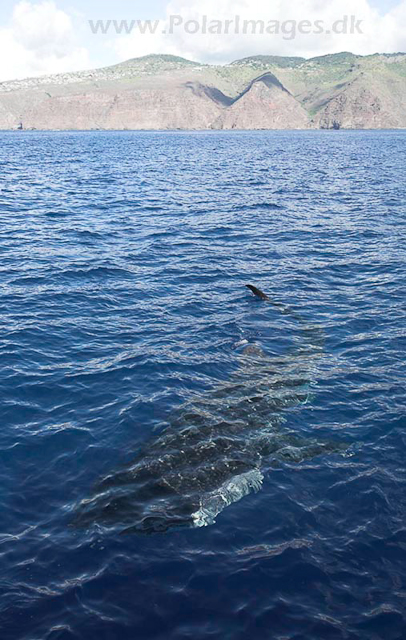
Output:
74 286 346 534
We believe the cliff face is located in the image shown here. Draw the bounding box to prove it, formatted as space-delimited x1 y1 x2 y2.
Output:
212 75 310 130
0 52 405 130
1 86 222 130
315 74 406 129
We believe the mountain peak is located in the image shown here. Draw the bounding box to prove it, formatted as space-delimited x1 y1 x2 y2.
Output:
117 54 201 70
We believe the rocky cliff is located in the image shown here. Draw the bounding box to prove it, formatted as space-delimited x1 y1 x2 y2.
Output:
1 52 405 130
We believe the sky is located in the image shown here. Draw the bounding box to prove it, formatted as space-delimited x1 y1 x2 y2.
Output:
0 0 405 81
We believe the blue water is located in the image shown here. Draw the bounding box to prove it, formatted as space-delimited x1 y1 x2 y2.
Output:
1 130 406 639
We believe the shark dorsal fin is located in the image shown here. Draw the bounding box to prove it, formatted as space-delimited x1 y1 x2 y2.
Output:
245 285 269 301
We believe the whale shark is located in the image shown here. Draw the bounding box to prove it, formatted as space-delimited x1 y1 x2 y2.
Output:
74 286 347 534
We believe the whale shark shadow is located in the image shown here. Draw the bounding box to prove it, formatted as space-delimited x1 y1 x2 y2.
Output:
73 286 348 535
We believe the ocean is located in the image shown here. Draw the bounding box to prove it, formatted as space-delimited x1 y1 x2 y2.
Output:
1 130 406 639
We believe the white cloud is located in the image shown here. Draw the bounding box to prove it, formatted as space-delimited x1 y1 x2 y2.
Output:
112 0 406 63
1 0 405 82
0 1 90 81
